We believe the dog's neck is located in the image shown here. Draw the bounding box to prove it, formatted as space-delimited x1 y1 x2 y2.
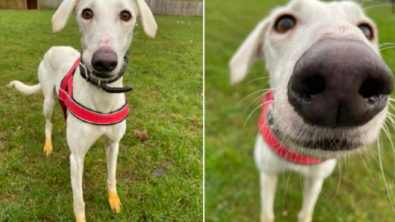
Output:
70 50 132 113
72 67 127 114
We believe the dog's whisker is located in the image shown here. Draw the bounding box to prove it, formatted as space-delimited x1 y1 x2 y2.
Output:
243 88 277 116
243 92 267 114
377 139 395 214
379 43 395 47
244 102 267 127
381 123 395 171
238 88 270 105
282 172 292 212
387 100 395 114
385 112 395 124
243 76 270 86
325 161 342 207
385 111 395 129
363 3 393 11
380 46 395 51
383 123 395 185
379 44 395 49
361 154 379 187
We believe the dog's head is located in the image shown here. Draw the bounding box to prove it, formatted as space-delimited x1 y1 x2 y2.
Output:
230 0 394 158
51 0 157 79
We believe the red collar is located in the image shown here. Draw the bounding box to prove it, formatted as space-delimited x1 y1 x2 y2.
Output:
58 58 129 125
258 90 323 164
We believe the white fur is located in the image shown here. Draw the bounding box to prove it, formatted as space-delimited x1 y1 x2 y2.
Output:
230 0 387 221
8 81 41 95
9 0 157 221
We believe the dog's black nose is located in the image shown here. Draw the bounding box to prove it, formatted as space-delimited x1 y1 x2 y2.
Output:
91 48 118 72
288 40 393 127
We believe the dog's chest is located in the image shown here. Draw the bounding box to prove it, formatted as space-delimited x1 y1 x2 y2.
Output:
58 59 129 126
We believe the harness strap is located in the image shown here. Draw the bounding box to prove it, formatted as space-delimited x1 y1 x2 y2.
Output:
58 58 129 125
258 90 323 165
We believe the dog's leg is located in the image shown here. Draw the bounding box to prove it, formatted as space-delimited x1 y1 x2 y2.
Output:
69 149 89 222
105 139 122 213
298 177 324 222
67 126 97 222
260 172 278 222
69 152 88 222
38 59 56 156
43 94 55 156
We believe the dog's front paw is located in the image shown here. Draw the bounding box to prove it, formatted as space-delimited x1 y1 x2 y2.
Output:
261 212 274 222
43 137 53 156
298 212 312 222
108 191 122 213
75 218 86 222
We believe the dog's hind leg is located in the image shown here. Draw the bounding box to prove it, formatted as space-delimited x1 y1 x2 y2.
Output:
297 177 324 222
105 139 122 213
38 60 57 156
43 93 56 156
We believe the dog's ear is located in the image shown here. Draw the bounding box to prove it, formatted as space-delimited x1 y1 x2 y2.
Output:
229 19 269 84
135 0 158 38
52 0 79 33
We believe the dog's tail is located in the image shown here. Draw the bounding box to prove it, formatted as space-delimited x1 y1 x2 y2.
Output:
8 81 41 96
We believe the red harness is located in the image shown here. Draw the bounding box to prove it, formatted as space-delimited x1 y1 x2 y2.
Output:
58 58 129 125
258 90 323 164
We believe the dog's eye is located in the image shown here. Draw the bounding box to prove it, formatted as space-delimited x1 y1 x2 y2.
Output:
120 11 132 21
274 15 296 33
82 9 93 20
358 24 374 40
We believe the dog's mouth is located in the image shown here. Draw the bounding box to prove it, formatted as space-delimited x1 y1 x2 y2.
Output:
268 110 364 153
285 137 362 151
91 71 116 80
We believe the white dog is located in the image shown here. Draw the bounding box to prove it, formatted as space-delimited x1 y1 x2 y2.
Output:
9 0 157 221
230 0 394 221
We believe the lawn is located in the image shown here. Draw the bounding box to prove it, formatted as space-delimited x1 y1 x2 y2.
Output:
0 9 202 221
205 0 395 222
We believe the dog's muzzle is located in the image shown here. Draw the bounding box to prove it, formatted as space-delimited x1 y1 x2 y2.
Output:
80 49 132 94
288 40 394 128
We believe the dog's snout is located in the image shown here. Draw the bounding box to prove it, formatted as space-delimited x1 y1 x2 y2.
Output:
91 49 118 72
288 40 394 127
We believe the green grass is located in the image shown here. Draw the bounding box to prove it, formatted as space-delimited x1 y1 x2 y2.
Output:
205 1 395 221
0 10 202 221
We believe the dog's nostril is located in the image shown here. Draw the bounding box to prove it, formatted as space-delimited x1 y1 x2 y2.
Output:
94 61 105 71
109 61 118 70
292 74 326 102
303 75 325 96
359 77 384 99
